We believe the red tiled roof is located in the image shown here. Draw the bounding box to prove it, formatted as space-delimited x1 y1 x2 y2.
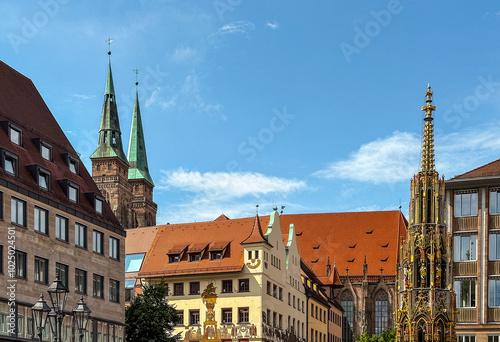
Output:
0 60 122 230
279 211 407 281
449 158 500 180
241 215 268 245
125 226 158 254
136 210 407 280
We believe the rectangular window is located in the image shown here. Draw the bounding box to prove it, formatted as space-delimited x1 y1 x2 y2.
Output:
210 251 223 260
488 336 498 342
168 254 180 263
458 336 476 342
34 206 48 235
95 198 103 214
11 197 26 227
455 280 476 308
15 250 27 279
273 284 277 298
238 307 249 323
267 281 271 295
34 256 49 284
8 124 22 145
109 237 119 260
3 152 17 176
279 314 282 329
0 245 2 274
93 274 104 298
56 215 68 242
69 183 78 202
454 235 477 261
279 287 283 301
222 280 233 293
109 279 119 303
75 269 87 294
190 282 200 295
222 308 232 324
238 279 249 292
125 253 145 273
189 253 202 262
40 142 51 161
75 223 87 248
69 157 78 174
491 191 500 214
174 283 184 296
455 192 478 217
38 168 50 190
189 310 200 325
490 233 500 260
489 279 500 307
0 191 3 220
176 310 184 326
56 263 68 288
93 230 104 254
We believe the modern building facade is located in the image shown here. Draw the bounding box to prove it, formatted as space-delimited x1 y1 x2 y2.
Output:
90 50 157 229
0 61 126 341
396 85 456 342
446 157 500 342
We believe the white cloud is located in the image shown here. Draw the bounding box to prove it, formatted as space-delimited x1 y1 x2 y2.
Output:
156 168 308 223
217 21 255 37
314 131 420 183
170 46 198 63
159 168 307 199
72 94 96 100
314 121 500 183
265 21 279 30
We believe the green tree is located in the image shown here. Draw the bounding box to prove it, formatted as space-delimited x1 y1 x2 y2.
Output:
125 279 181 342
356 329 396 342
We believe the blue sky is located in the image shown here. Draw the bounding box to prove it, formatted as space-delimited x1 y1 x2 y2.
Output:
2 1 500 224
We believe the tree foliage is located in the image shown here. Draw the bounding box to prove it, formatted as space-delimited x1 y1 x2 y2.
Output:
125 280 181 342
356 329 396 342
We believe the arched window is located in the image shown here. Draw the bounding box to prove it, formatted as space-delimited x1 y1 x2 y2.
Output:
375 291 388 335
341 291 354 342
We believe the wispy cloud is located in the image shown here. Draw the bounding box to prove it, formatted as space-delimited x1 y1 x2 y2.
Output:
484 11 500 19
73 94 96 100
145 72 225 120
170 46 199 64
265 21 279 30
216 21 255 37
314 122 500 183
156 168 308 223
314 131 420 183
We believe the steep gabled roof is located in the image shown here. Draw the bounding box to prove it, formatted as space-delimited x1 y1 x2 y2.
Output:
0 60 122 230
449 158 500 180
241 214 269 245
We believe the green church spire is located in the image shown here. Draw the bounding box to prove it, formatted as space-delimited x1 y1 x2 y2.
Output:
90 46 128 164
127 71 154 185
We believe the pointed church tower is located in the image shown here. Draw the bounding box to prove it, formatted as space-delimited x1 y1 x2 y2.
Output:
91 47 132 228
396 86 456 342
127 75 157 227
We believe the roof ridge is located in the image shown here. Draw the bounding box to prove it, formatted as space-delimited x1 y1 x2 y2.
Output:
449 157 500 180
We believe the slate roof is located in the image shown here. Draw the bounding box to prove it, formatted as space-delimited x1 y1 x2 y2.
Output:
0 60 122 232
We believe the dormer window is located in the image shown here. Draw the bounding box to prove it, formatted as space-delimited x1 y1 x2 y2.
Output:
32 139 52 161
189 253 202 262
8 123 22 145
28 165 51 191
85 193 105 215
210 251 223 260
1 149 18 176
59 179 79 203
62 154 79 174
169 254 181 263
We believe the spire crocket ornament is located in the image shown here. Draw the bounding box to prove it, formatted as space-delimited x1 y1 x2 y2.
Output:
395 85 456 342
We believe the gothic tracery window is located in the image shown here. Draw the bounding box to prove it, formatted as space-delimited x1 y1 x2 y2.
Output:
341 291 354 342
375 291 388 335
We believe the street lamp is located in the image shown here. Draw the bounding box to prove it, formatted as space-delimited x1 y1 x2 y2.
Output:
31 294 51 342
47 276 69 342
72 296 92 342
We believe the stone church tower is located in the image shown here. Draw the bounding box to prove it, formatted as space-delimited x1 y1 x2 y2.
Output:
90 49 157 229
395 86 456 342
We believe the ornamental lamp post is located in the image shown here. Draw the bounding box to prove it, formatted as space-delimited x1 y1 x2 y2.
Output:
72 296 92 342
31 294 51 342
47 276 69 342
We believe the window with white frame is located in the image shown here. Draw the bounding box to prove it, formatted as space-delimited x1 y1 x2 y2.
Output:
454 192 478 217
2 150 17 176
488 335 499 342
93 230 104 255
8 123 22 145
454 235 477 261
34 206 48 235
34 256 48 284
75 223 87 248
491 191 500 214
455 279 476 308
68 183 78 203
40 141 51 161
458 335 476 342
490 233 500 260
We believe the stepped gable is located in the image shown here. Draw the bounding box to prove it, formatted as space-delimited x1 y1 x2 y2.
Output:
0 60 121 229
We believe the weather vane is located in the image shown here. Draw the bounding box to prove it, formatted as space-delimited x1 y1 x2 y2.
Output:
133 68 141 86
106 37 113 55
